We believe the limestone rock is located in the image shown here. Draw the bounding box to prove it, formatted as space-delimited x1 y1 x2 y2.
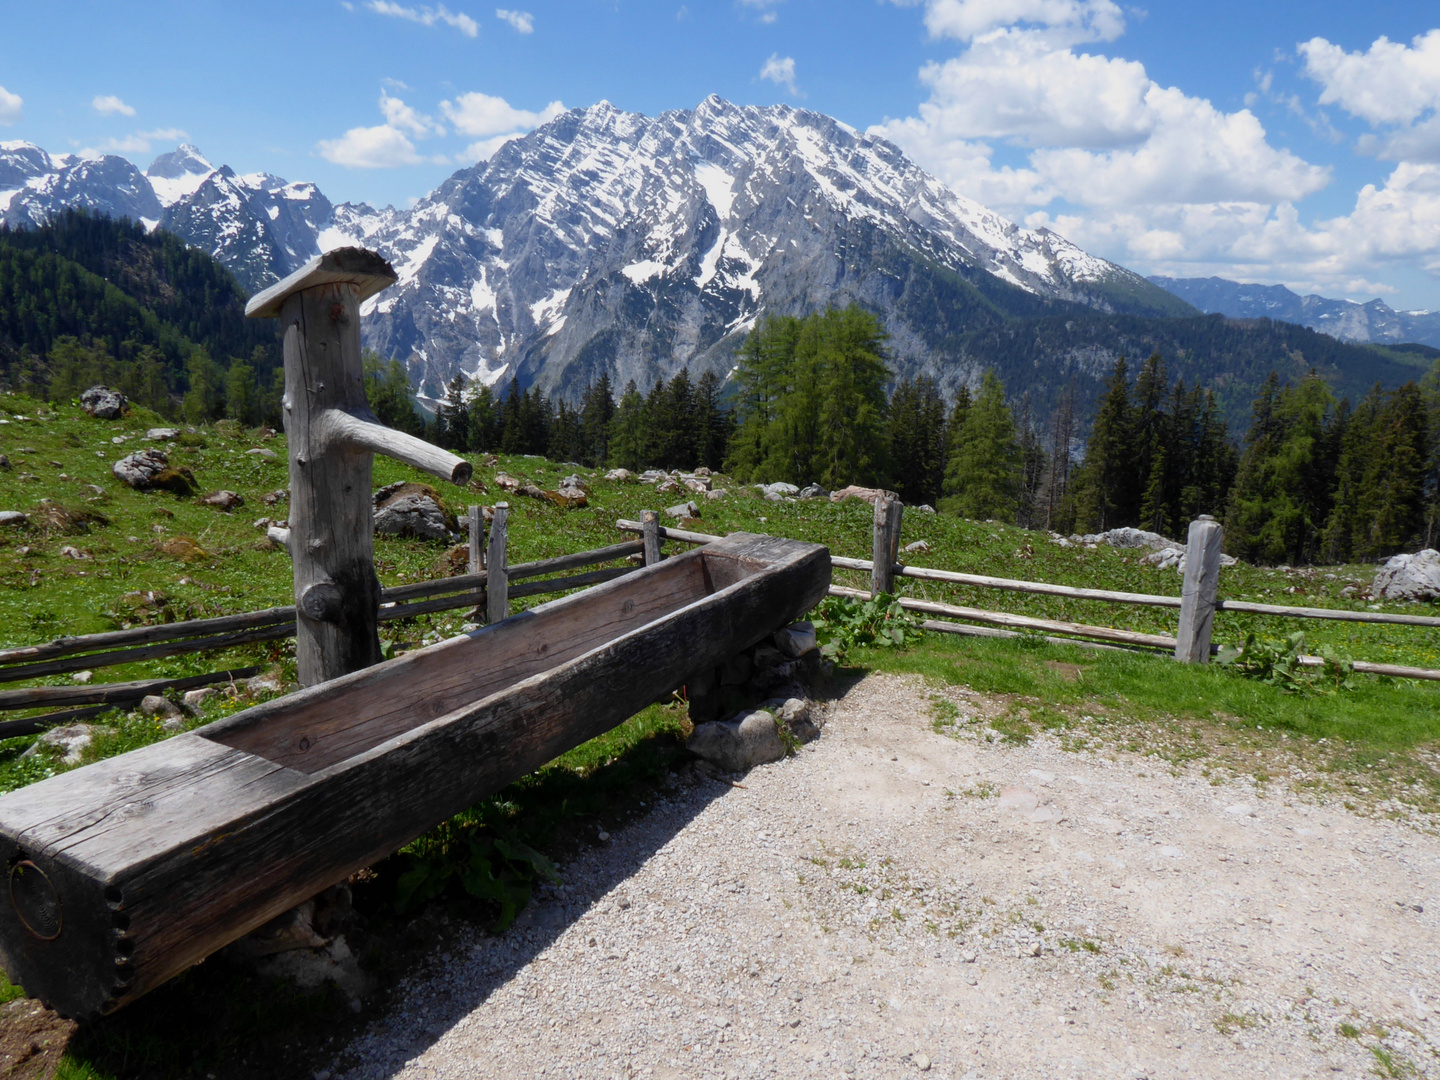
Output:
112 448 195 494
829 485 897 505
247 672 284 696
773 621 817 658
666 501 700 520
145 427 180 441
605 468 635 482
22 723 113 765
79 386 127 419
655 478 681 494
245 447 278 461
373 481 457 540
704 488 728 500
140 694 183 720
760 482 799 498
903 540 930 554
797 484 828 499
494 473 523 491
182 687 217 710
686 709 787 772
261 488 288 505
200 490 245 511
1373 549 1440 602
0 511 26 527
159 536 211 562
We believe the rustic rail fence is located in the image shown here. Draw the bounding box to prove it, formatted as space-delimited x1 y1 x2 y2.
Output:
6 498 1438 738
0 513 647 734
615 503 1440 683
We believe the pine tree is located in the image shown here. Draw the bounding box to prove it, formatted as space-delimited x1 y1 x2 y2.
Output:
942 369 1021 521
579 374 615 466
436 374 469 451
1225 374 1338 565
1014 391 1048 529
181 349 225 424
499 379 524 453
692 369 730 470
888 375 947 507
224 360 260 427
608 380 647 471
1069 356 1133 532
1042 381 1076 532
362 351 425 436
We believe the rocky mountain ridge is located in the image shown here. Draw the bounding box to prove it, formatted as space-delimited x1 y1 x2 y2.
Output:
1149 275 1440 351
1 99 1189 404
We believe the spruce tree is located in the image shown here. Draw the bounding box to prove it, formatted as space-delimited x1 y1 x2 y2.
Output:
692 369 730 470
436 374 469 451
579 374 615 466
1069 356 1133 532
942 369 1021 521
608 380 647 471
888 375 947 507
467 384 498 451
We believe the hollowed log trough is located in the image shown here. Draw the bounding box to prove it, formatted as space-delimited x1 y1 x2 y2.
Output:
0 533 829 1018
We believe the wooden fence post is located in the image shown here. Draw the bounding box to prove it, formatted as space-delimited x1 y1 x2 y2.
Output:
871 496 903 595
245 248 472 687
1174 515 1224 663
468 505 485 619
487 503 509 624
641 509 663 566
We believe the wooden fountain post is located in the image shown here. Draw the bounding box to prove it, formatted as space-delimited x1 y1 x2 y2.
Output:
247 248 473 686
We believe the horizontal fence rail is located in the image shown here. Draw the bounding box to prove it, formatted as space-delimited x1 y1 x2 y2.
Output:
615 516 1440 683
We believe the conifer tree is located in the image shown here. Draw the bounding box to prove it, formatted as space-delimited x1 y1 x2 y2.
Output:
888 375 947 507
467 384 498 451
692 369 731 470
224 360 260 427
1069 356 1133 532
499 379 524 453
1225 374 1338 565
436 373 469 451
942 369 1021 521
579 374 615 466
608 380 647 471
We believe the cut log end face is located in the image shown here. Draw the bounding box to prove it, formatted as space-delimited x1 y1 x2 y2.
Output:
9 861 61 941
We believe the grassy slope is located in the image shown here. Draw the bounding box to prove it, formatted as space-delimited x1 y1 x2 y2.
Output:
3 388 1440 1077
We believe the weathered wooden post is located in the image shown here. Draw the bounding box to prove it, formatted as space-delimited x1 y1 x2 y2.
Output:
246 248 473 686
641 509 663 566
871 496 903 595
1174 515 1224 663
486 502 509 624
468 504 485 618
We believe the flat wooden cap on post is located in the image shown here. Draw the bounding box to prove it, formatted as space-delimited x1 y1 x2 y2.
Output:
247 247 473 686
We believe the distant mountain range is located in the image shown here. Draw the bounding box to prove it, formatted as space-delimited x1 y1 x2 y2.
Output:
0 101 1428 430
1149 276 1440 351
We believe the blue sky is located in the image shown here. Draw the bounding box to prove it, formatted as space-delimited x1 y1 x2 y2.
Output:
3 0 1440 308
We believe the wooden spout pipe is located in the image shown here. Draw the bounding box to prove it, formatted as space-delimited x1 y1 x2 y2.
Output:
246 247 470 685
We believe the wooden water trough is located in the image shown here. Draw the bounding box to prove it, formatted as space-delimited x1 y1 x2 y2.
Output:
0 532 829 1019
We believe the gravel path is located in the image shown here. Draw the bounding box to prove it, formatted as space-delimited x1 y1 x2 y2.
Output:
329 673 1440 1080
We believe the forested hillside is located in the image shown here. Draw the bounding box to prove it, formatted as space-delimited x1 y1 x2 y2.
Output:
0 211 280 417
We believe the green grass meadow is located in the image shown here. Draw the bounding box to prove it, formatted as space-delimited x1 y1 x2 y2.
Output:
1 387 1440 1077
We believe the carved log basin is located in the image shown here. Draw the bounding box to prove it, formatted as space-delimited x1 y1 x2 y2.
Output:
0 533 830 1018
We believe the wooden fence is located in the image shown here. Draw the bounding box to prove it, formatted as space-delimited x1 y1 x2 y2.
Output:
0 507 647 734
614 503 1440 683
5 500 1437 739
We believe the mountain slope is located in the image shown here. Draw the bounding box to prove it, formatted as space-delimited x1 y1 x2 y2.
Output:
1150 275 1440 350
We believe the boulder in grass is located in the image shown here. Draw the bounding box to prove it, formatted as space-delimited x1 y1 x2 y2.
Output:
112 448 195 494
373 481 457 540
79 386 127 419
605 468 636 483
1373 549 1440 602
666 501 700 520
145 427 180 441
200 490 245 512
829 485 897 505
798 484 829 500
0 511 26 528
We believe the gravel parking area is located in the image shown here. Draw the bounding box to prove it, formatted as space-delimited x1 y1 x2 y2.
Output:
328 673 1440 1080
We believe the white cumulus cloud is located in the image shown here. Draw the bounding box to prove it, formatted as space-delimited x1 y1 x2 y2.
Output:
495 8 533 33
741 0 782 23
1300 31 1440 163
317 124 425 168
0 84 23 125
91 94 135 117
912 0 1123 46
440 92 564 137
759 54 798 94
317 90 449 168
365 1 479 37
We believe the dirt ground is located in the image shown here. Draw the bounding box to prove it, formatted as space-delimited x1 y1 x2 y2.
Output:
325 671 1439 1080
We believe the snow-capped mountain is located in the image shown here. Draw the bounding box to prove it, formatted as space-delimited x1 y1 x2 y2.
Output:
1 101 1188 401
1149 276 1440 351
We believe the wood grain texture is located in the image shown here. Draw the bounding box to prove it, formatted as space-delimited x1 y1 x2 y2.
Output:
870 498 902 596
0 533 830 1018
1174 516 1224 664
487 504 509 625
641 510 662 565
244 247 397 319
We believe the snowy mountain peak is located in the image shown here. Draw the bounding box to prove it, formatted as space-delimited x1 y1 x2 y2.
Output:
146 144 216 208
0 97 1188 401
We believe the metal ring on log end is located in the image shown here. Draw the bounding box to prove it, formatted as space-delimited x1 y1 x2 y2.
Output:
10 860 62 940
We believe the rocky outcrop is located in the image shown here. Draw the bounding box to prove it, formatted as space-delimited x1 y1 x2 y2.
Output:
79 386 126 419
373 482 457 540
1373 550 1440 602
112 448 195 494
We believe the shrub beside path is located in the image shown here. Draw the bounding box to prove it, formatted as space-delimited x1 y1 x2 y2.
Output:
330 674 1440 1080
